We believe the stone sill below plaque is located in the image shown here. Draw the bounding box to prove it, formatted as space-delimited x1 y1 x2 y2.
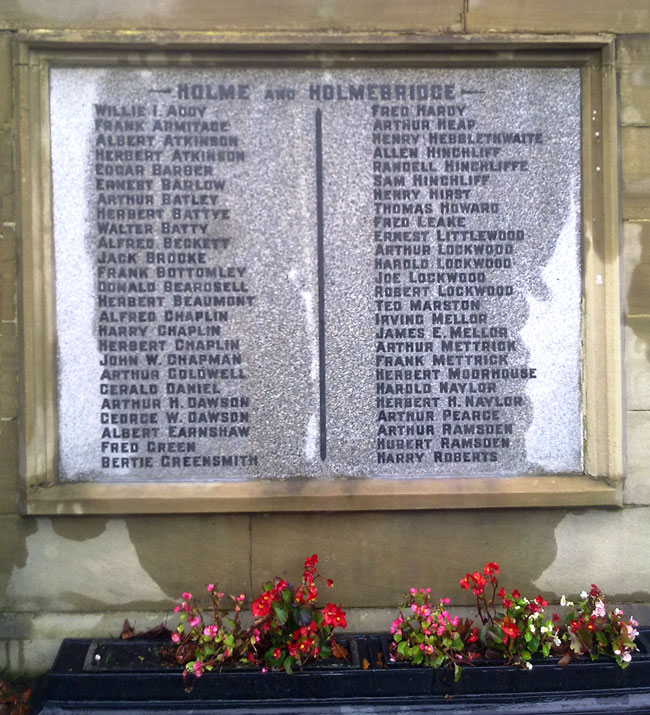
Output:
21 475 621 515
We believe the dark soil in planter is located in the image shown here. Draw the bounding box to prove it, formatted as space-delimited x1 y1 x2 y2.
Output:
35 629 650 713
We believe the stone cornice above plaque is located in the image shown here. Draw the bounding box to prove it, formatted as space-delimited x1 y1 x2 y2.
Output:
14 37 623 513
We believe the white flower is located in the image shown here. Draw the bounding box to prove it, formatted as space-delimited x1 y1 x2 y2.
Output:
560 595 574 607
580 591 588 599
531 611 540 620
540 626 549 634
529 625 536 634
553 636 561 647
525 662 533 670
569 633 584 655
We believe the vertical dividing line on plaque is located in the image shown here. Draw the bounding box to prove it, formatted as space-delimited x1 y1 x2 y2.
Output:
315 109 327 462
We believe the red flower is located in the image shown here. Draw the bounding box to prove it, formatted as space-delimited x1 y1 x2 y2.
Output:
251 595 272 617
321 603 347 629
501 617 520 640
511 589 521 599
483 562 499 576
467 627 479 643
326 579 334 589
460 574 471 590
304 554 318 570
471 572 487 596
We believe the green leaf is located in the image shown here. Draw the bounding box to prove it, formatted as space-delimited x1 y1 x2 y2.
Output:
413 650 424 665
521 650 531 661
452 637 464 650
454 663 462 682
524 630 532 643
542 644 550 657
283 656 294 674
432 655 445 668
397 641 409 657
394 633 402 643
529 636 539 652
273 604 288 625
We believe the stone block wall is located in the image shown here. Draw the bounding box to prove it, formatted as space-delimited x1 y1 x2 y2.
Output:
0 0 648 673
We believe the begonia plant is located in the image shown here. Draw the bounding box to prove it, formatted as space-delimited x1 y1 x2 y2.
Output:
390 588 473 682
460 562 557 668
555 585 638 668
170 554 347 679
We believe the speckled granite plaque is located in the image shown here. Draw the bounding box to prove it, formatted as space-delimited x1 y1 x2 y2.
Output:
50 67 583 482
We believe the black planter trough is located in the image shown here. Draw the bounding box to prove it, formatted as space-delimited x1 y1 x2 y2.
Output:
37 630 650 713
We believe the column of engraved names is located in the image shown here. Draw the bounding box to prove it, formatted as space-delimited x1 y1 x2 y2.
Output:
95 102 164 470
94 84 258 473
372 98 442 467
427 89 539 466
153 86 256 472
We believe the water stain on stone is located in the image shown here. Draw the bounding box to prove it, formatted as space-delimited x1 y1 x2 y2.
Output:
51 516 108 541
125 514 251 600
250 509 565 607
0 516 38 603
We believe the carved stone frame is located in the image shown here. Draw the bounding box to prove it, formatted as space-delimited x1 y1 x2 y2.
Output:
15 33 623 513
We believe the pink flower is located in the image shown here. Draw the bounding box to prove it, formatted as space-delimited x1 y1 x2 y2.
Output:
189 616 200 628
192 660 204 677
207 583 215 592
171 632 180 643
173 605 180 613
592 600 606 618
441 598 450 605
182 592 192 600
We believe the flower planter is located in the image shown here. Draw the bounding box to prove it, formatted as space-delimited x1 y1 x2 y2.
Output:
37 629 650 713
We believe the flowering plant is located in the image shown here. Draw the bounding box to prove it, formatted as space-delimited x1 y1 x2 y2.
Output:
170 554 347 679
460 562 557 668
390 588 472 682
251 554 346 673
556 585 638 668
390 561 639 680
171 587 250 678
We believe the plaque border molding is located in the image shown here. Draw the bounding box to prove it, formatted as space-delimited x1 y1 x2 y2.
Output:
14 34 623 514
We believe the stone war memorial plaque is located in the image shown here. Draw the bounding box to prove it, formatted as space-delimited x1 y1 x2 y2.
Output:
49 66 583 484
